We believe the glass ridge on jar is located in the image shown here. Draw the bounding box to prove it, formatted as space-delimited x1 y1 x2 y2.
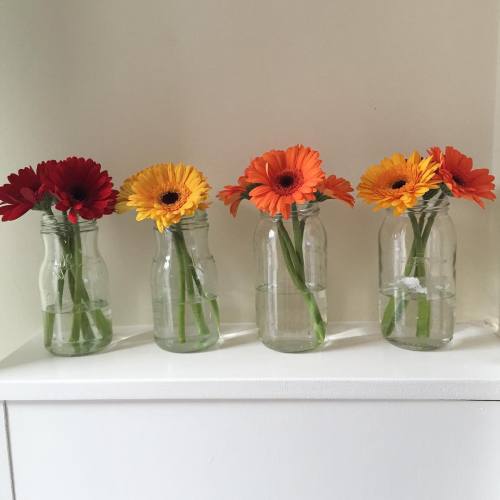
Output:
39 213 113 356
254 203 327 353
378 197 456 351
151 210 220 353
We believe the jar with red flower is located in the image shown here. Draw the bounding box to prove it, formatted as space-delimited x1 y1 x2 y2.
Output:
40 212 113 356
0 156 117 356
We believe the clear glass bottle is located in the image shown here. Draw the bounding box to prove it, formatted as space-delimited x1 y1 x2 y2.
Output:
39 213 113 356
379 197 456 350
151 211 220 353
254 203 327 352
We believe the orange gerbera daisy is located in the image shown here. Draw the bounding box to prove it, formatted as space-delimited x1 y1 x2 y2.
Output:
245 145 325 219
318 174 355 207
217 175 250 217
358 152 440 215
428 146 495 208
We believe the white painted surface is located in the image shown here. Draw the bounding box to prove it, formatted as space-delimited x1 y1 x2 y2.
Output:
7 399 500 500
0 403 13 500
0 323 499 401
0 0 498 360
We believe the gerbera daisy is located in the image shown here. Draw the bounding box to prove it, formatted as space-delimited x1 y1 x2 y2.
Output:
126 162 210 232
217 175 251 217
358 152 440 215
428 146 495 208
245 144 325 219
317 174 355 207
116 171 142 214
0 162 54 221
43 157 118 223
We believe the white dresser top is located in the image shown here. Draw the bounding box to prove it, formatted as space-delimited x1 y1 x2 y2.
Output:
0 322 499 401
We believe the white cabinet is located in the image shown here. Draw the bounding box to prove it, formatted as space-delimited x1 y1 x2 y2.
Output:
1 323 500 500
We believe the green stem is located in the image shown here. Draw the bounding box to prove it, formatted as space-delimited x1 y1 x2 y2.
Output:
174 231 210 337
291 204 304 267
42 208 60 346
46 211 112 351
422 193 446 247
181 241 221 326
276 222 306 292
80 312 96 341
276 220 326 342
408 214 425 276
69 223 83 344
43 310 56 348
409 213 430 338
172 232 187 343
381 194 446 338
63 217 111 339
277 220 305 281
381 295 408 337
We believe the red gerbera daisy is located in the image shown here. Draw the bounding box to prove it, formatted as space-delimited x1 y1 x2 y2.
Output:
217 175 250 217
428 146 496 208
318 174 355 207
0 162 54 221
43 157 118 223
245 145 325 219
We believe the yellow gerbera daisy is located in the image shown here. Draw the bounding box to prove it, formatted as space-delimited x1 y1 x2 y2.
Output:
357 152 440 215
126 162 210 232
116 171 142 214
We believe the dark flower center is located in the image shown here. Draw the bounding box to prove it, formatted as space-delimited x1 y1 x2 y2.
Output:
71 186 87 201
161 191 180 205
278 174 295 188
452 175 464 186
391 180 406 189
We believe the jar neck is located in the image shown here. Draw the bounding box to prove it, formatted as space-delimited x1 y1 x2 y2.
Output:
260 202 320 222
404 196 450 216
41 212 97 234
163 210 209 233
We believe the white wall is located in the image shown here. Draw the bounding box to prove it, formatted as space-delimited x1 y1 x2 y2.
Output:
0 0 498 357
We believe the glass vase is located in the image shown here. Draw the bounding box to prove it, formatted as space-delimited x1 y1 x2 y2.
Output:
379 197 456 350
254 203 327 352
151 211 220 353
39 213 113 356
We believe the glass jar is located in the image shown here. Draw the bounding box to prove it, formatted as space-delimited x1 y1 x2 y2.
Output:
379 197 456 350
39 213 113 356
254 203 327 352
151 211 220 353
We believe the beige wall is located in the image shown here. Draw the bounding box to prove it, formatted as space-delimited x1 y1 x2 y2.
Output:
0 0 498 357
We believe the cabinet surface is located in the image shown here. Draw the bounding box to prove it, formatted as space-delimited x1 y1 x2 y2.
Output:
6 400 500 500
1 323 499 500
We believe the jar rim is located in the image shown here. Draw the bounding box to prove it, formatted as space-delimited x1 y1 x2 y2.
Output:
400 197 450 216
40 212 97 233
160 210 209 232
260 202 319 221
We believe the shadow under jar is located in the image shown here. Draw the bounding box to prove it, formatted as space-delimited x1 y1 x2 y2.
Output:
379 197 456 351
39 213 113 356
151 211 220 353
254 203 327 353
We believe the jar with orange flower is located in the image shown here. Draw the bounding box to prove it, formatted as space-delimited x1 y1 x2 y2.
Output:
219 144 354 352
359 147 495 351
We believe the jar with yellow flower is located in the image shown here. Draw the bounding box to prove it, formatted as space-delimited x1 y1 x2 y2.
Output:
118 162 220 353
358 147 495 351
